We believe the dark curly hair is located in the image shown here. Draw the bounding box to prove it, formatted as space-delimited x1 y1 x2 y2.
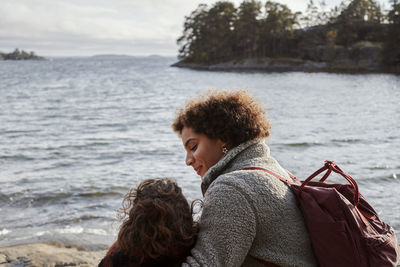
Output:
114 178 198 266
172 90 271 148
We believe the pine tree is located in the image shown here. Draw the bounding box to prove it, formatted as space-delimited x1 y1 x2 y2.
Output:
383 0 400 67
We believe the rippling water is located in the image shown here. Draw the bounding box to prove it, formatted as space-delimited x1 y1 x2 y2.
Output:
0 56 399 249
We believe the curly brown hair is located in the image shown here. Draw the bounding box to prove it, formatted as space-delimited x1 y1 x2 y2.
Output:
172 90 271 148
116 178 197 265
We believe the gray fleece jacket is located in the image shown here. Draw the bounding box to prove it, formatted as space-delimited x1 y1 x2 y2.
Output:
183 139 318 267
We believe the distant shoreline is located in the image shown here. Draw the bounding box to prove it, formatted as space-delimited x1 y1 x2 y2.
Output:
172 57 400 74
0 49 46 61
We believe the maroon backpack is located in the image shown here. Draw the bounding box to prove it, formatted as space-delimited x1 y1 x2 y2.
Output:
245 160 400 267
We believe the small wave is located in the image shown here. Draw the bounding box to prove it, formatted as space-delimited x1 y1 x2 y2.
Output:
35 230 50 236
1 191 70 207
285 142 321 147
3 129 42 135
49 215 113 226
367 165 390 170
55 226 108 236
95 123 127 128
96 160 121 166
75 215 108 222
78 191 122 198
34 192 71 203
332 138 362 144
0 155 35 161
357 173 399 183
35 227 108 238
0 191 34 206
287 142 310 147
0 229 10 235
1 189 123 207
109 186 130 191
140 149 175 156
57 142 110 150
57 226 84 234
86 228 108 235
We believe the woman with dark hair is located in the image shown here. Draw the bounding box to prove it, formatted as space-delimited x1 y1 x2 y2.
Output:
99 178 197 267
172 90 318 266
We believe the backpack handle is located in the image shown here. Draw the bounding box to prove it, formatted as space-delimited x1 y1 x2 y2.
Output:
243 163 369 226
299 160 360 207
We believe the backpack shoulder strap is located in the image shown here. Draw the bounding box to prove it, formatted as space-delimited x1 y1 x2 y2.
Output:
242 167 299 185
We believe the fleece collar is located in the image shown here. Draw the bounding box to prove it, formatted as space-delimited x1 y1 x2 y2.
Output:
200 138 270 195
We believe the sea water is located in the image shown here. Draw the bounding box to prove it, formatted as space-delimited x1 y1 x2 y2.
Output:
0 56 399 249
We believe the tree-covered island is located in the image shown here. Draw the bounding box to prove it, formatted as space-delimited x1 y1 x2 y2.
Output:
0 48 46 60
174 0 400 73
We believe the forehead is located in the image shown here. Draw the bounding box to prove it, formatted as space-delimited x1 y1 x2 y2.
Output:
181 127 201 144
181 127 196 139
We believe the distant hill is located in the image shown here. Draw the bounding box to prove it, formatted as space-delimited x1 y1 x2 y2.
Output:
90 54 171 59
91 54 136 59
0 49 46 60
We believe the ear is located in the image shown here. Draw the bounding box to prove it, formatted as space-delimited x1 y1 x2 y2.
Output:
216 139 225 147
217 139 229 151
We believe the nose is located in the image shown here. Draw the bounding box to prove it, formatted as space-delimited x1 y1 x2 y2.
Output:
186 154 194 166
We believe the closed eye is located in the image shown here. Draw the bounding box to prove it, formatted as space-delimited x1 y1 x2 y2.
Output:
190 144 198 151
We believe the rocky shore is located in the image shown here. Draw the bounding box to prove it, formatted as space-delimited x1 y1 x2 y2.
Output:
172 42 399 74
172 58 336 73
172 57 391 73
0 242 107 267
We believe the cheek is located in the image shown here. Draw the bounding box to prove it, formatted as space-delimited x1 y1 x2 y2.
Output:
194 142 223 168
206 149 223 167
193 146 212 165
193 149 204 163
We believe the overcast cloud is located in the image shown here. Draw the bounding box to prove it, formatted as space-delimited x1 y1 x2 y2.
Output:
0 0 391 57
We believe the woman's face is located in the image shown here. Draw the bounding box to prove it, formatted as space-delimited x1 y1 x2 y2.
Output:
181 127 225 178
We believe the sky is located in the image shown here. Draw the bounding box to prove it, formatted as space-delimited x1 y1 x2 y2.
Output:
0 0 392 57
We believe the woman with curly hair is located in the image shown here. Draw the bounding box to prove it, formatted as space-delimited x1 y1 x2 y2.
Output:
172 90 318 267
99 178 198 267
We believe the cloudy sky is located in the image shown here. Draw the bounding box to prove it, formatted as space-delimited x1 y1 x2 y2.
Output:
0 0 391 57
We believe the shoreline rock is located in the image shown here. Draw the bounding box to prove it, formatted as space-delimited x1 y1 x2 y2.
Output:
172 42 399 74
0 242 106 267
172 57 398 74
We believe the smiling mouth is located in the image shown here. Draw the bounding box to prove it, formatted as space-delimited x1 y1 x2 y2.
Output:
194 166 202 175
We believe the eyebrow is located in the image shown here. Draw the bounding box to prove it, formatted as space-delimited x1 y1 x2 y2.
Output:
184 138 197 148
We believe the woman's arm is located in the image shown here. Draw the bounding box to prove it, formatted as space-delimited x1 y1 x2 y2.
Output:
183 180 257 267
